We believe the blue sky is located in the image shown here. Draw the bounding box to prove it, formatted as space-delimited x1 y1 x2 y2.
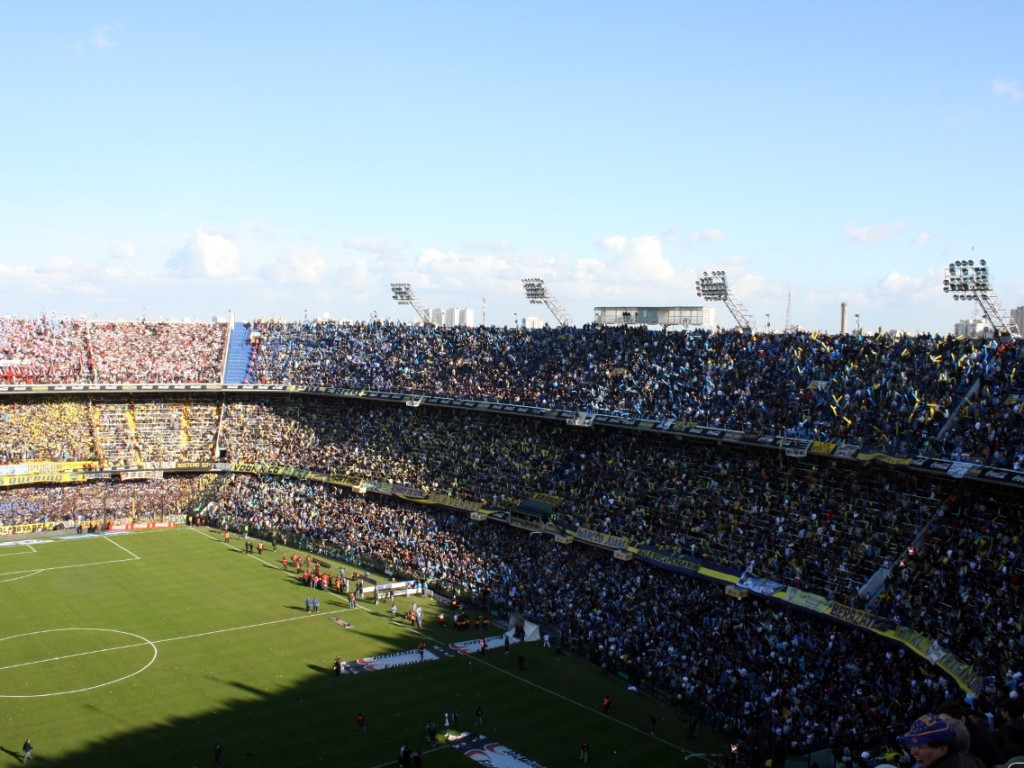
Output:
1 1 1022 333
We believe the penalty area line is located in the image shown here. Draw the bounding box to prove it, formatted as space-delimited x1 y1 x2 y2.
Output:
99 534 141 560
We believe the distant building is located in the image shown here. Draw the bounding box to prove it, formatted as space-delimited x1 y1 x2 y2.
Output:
426 307 475 328
953 316 992 339
521 315 546 330
593 305 716 329
1011 305 1024 336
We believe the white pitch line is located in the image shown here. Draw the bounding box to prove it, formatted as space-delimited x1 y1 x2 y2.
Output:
155 608 351 645
0 533 141 578
0 611 350 672
0 543 36 557
0 557 137 577
0 642 148 672
100 534 141 560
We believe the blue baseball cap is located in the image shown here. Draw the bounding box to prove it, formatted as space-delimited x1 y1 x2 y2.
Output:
899 715 956 747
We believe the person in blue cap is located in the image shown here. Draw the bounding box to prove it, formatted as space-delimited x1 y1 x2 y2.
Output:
898 714 981 768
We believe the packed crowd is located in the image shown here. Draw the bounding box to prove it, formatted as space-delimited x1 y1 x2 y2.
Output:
1 393 1020 680
204 475 1023 762
0 394 221 466
92 396 220 466
87 321 226 383
0 398 94 464
0 476 212 528
0 315 91 383
4 313 1023 468
0 314 226 384
246 320 1024 469
213 398 943 610
872 481 1024 681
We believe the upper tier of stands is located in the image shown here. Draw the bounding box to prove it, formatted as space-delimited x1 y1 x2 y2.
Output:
2 315 1022 468
0 315 227 385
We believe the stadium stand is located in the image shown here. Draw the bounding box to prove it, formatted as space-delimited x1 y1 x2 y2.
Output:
2 315 1022 765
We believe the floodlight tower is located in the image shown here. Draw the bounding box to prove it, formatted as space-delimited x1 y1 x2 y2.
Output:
942 257 1021 339
695 270 756 332
390 282 434 325
522 278 574 327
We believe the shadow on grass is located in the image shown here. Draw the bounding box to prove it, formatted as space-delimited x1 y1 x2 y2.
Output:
38 644 719 768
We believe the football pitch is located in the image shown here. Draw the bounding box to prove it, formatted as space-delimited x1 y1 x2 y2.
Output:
0 527 724 767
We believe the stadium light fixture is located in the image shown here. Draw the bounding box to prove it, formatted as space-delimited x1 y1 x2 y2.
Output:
941 256 1021 338
390 282 434 325
694 270 757 332
521 278 574 327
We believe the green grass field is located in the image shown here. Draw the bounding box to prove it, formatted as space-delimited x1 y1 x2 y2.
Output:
0 527 724 767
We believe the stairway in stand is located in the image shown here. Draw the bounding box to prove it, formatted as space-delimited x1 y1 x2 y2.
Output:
223 321 255 383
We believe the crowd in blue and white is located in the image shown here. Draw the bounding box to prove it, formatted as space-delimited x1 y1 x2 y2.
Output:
246 320 1024 470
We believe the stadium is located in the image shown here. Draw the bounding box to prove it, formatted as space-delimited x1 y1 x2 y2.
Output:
1 315 1022 767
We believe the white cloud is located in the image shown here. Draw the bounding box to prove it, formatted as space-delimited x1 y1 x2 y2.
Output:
91 27 117 48
993 77 1024 100
110 241 137 261
912 232 931 246
598 235 675 284
689 228 725 243
573 258 609 282
0 263 42 283
0 255 142 306
260 246 328 285
252 223 277 242
844 221 906 243
876 269 944 302
166 228 241 278
415 248 511 290
880 270 925 293
349 258 371 287
464 238 512 253
39 255 79 274
346 236 404 262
